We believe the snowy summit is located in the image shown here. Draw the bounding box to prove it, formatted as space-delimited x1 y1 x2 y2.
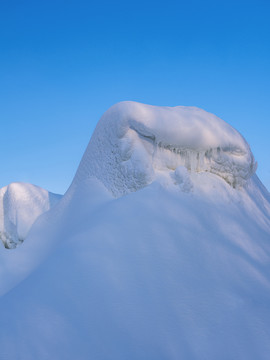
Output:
74 101 257 196
0 101 269 360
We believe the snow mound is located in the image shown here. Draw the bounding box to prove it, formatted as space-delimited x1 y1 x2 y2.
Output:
0 101 269 360
74 101 257 196
0 182 61 249
0 175 269 360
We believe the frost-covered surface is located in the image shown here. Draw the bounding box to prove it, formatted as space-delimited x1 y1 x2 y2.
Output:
0 102 269 360
74 101 257 196
0 182 61 249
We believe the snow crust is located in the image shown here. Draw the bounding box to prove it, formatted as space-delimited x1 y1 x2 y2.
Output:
74 101 257 196
0 182 61 249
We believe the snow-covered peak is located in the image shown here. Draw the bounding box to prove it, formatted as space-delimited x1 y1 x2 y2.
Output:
74 101 257 196
0 103 269 360
0 182 61 249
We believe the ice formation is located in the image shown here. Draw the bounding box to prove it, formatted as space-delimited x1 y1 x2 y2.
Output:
0 182 61 248
74 101 257 196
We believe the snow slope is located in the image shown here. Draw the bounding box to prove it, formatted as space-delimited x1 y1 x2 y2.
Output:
0 102 269 360
0 182 61 249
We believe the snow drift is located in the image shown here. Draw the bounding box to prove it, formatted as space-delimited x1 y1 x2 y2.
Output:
0 101 269 360
0 182 61 249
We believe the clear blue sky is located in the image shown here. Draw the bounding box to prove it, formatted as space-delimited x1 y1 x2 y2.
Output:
1 0 269 194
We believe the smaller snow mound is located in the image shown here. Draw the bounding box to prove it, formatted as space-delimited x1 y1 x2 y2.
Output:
74 101 257 196
0 183 61 249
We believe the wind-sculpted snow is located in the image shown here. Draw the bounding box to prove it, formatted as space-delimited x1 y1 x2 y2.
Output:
0 102 269 360
74 101 257 196
0 182 61 249
0 175 269 360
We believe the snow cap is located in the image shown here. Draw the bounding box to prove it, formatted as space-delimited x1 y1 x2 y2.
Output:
74 101 257 196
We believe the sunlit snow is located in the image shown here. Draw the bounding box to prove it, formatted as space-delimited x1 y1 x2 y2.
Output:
0 102 269 360
74 102 257 196
0 182 61 249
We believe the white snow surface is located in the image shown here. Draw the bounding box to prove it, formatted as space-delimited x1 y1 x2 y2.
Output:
0 102 270 360
0 182 61 248
74 101 257 196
